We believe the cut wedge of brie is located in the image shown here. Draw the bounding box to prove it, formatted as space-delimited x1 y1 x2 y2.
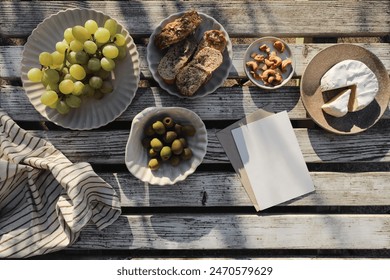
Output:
321 89 352 117
320 60 378 112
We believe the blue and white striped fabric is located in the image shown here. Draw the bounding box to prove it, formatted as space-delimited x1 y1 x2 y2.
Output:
0 112 121 258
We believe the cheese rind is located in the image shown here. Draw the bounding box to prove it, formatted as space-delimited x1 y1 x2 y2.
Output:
320 60 378 112
321 89 352 117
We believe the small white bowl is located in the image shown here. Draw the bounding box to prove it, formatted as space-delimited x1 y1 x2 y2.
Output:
125 107 208 185
243 37 294 90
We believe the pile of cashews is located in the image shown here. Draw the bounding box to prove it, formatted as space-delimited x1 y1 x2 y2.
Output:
246 40 292 87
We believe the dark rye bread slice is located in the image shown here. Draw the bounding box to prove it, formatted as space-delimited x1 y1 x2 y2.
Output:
196 30 227 54
176 47 223 96
157 36 197 84
154 11 202 50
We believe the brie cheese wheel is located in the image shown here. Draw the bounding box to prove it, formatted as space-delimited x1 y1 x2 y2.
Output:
320 60 378 112
321 89 352 117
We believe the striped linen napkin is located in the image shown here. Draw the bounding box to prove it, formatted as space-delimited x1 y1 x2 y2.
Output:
0 112 121 258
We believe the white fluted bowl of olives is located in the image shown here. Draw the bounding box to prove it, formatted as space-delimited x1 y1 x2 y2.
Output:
125 107 208 185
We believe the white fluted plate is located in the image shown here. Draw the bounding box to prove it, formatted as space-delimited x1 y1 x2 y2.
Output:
21 8 140 130
147 11 233 99
125 107 208 185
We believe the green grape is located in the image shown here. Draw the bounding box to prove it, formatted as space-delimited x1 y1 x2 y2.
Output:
46 83 59 92
101 57 115 71
113 34 126 47
94 27 110 44
67 51 78 64
63 74 76 82
39 52 53 67
104 19 118 36
75 51 89 64
70 40 84 52
69 64 86 80
56 100 70 114
64 28 75 44
117 45 127 60
27 68 43 82
94 90 104 100
87 58 101 72
100 80 114 94
83 84 95 97
84 19 98 35
89 76 103 89
102 44 119 59
72 81 85 96
56 41 69 54
47 99 59 109
65 95 82 108
40 90 58 106
83 40 97 54
72 25 90 42
42 69 60 84
59 79 74 94
83 65 92 75
51 51 65 65
96 68 111 80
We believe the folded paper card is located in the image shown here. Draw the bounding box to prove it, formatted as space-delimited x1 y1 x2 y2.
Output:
231 111 314 210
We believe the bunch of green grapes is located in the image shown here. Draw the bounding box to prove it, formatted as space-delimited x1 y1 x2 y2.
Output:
27 18 127 114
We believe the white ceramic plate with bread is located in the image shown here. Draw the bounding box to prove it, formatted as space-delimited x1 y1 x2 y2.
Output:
147 11 233 99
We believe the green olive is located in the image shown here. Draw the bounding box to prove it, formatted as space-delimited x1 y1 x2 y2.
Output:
144 125 155 137
179 137 188 148
160 146 172 161
182 125 196 137
162 116 175 128
152 121 166 135
171 139 184 155
174 123 183 136
150 138 163 152
169 156 181 166
164 131 178 144
148 148 158 157
181 148 193 160
148 158 160 170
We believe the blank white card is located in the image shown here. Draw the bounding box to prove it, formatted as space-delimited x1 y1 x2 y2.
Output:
231 111 314 210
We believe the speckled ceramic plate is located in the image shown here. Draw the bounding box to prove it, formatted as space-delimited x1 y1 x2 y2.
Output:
300 44 390 134
243 36 294 89
125 107 208 185
147 11 233 99
21 8 140 130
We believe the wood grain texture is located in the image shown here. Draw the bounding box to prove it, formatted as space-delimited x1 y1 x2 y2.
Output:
1 1 389 37
101 171 390 207
70 214 390 249
24 127 390 164
2 43 390 79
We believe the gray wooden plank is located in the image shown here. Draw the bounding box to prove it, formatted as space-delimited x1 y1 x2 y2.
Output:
1 1 389 37
0 85 308 121
25 126 390 164
2 43 390 79
102 171 390 207
71 214 390 249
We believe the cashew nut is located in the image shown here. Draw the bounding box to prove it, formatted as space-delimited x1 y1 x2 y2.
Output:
273 40 285 52
264 59 274 68
253 54 265 62
268 55 282 68
261 69 277 80
281 58 292 72
259 44 271 53
246 61 258 71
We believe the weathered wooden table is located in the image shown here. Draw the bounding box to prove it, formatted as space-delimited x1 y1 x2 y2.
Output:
1 1 390 259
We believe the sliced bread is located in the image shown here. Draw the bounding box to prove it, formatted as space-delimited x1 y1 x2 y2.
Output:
196 30 227 53
192 47 223 73
176 63 210 97
157 36 198 84
154 11 202 50
176 47 223 96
